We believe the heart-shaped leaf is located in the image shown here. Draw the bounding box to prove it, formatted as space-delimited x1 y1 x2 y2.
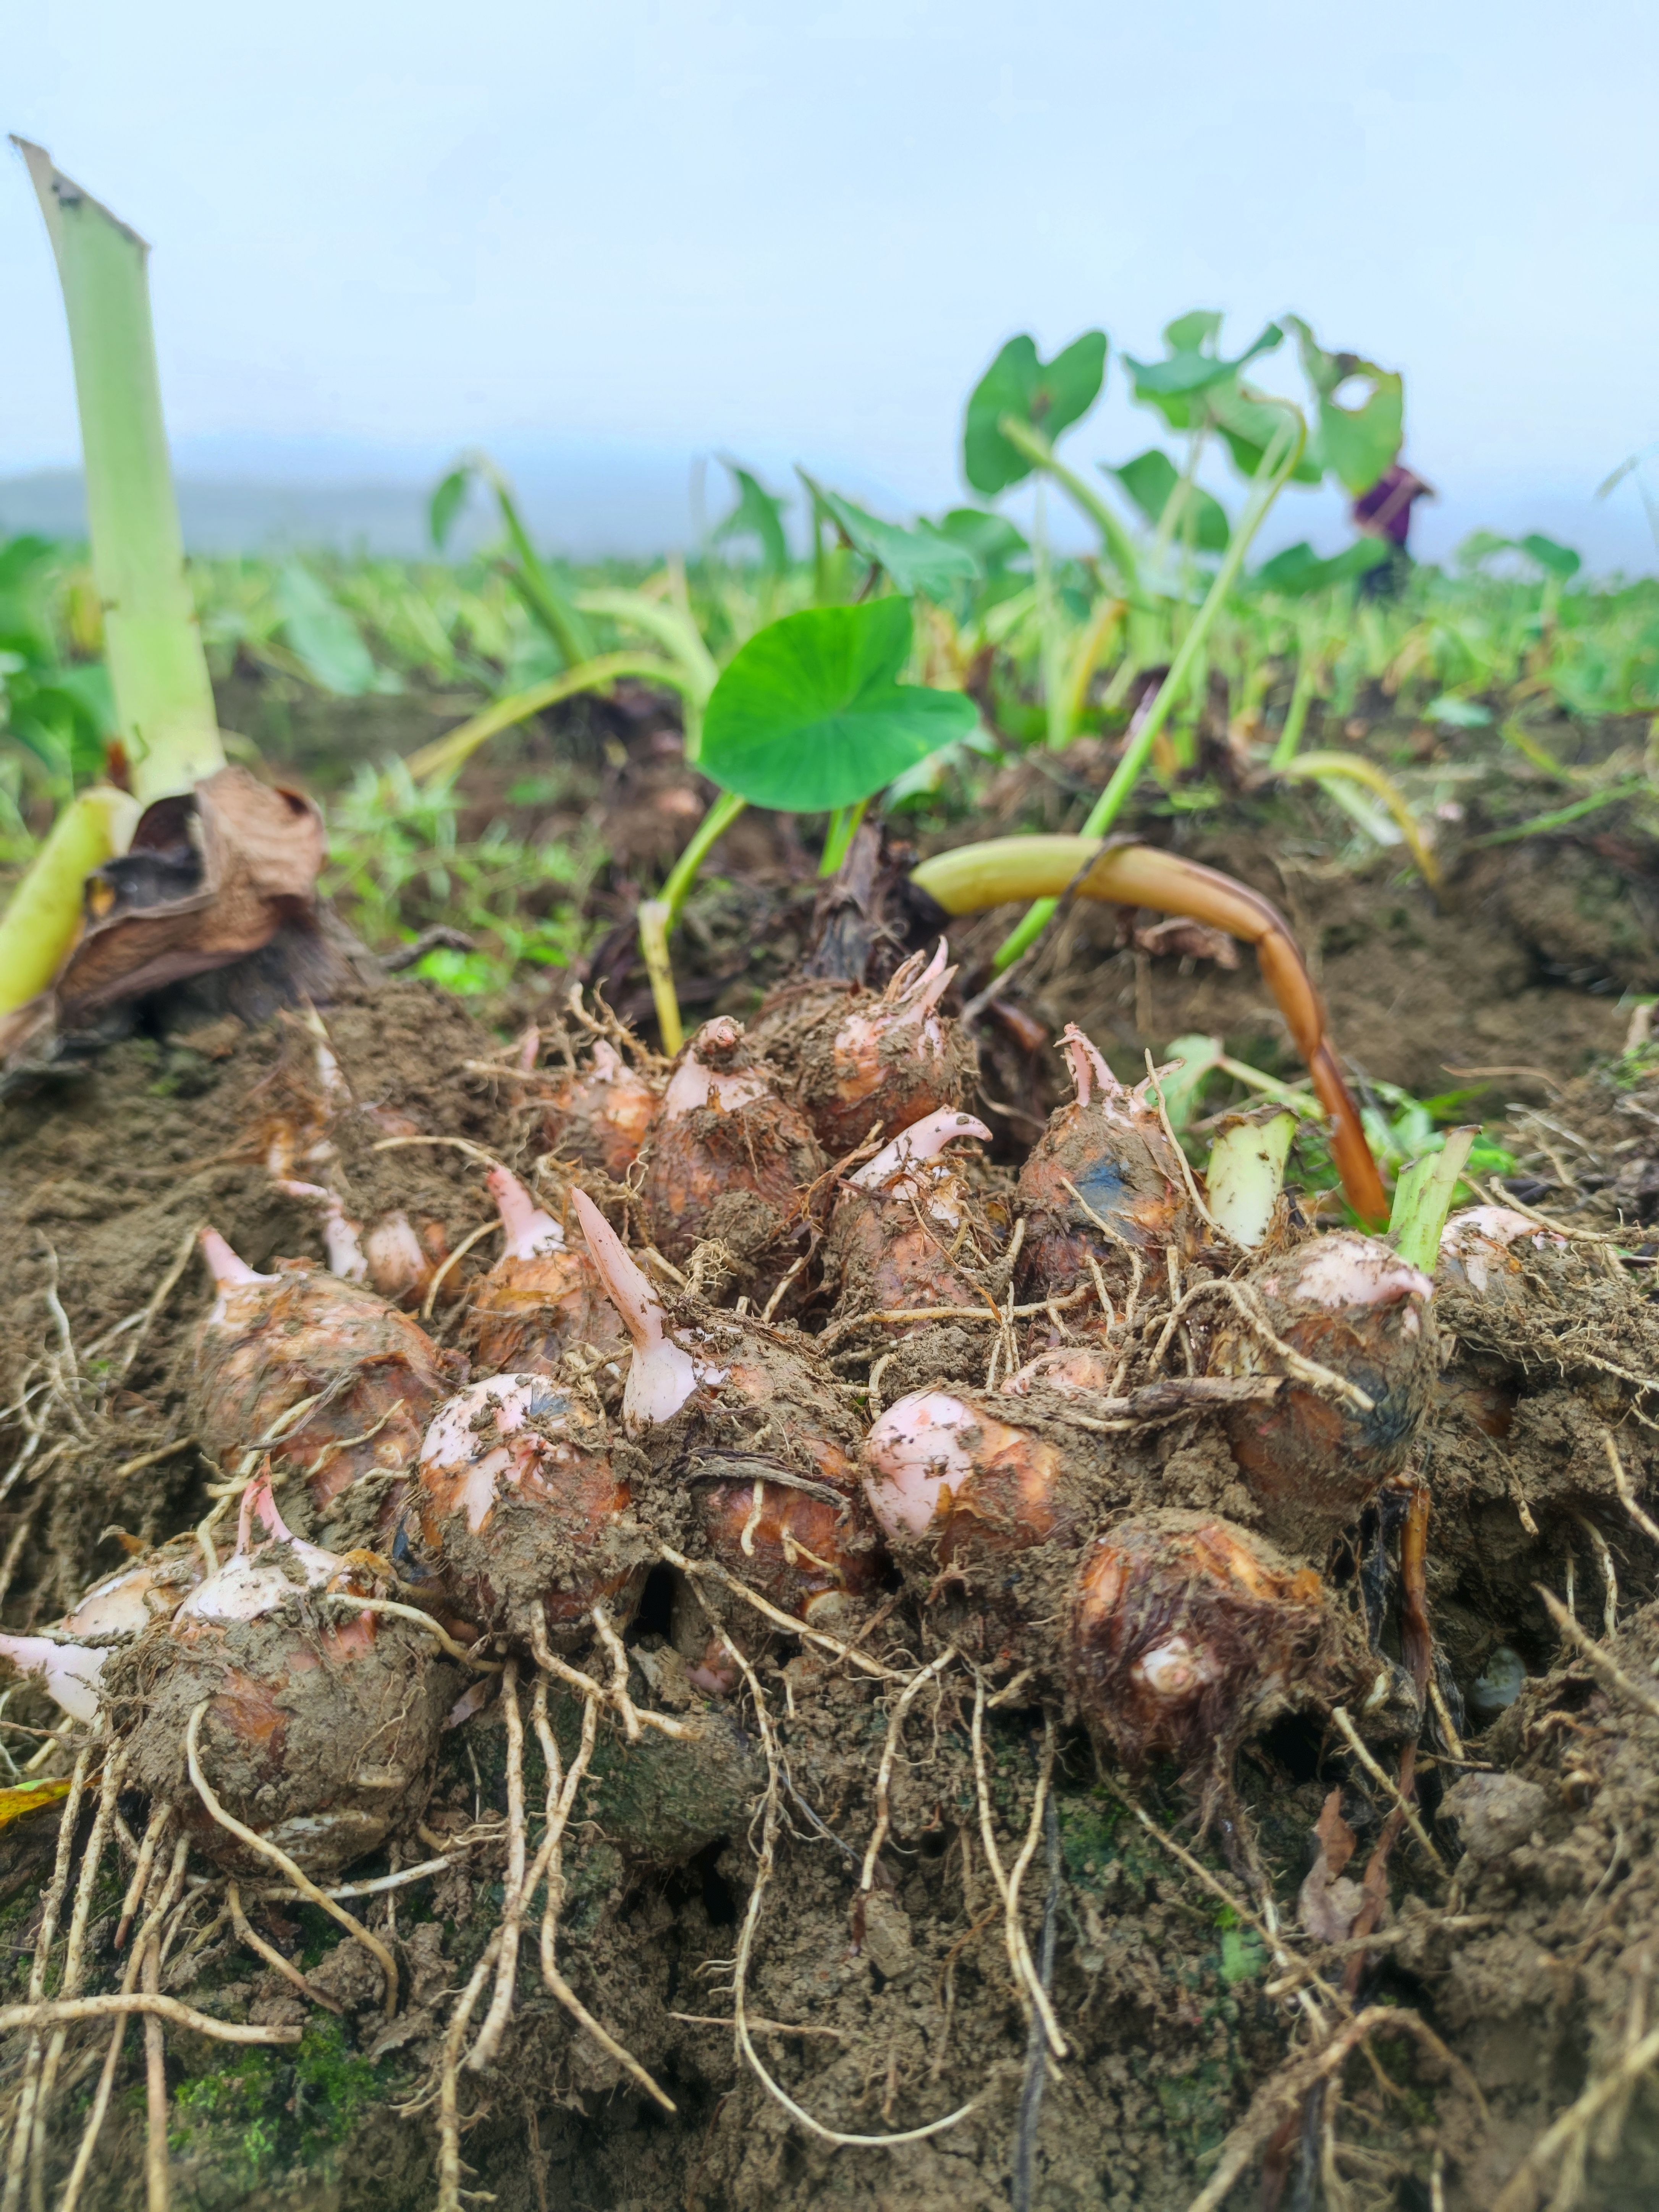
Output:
1209 385 1324 484
713 462 791 578
1162 309 1225 354
1123 320 1282 432
801 475 981 598
699 600 978 812
963 331 1107 494
1105 450 1231 552
1284 319 1404 495
934 508 1029 573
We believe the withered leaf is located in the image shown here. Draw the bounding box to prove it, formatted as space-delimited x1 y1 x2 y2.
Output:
1 766 324 1066
1298 1785 1365 1944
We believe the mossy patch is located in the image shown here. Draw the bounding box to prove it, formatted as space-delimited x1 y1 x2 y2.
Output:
169 2016 392 2198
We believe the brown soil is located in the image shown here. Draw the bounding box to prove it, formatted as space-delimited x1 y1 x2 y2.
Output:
3 793 1659 2212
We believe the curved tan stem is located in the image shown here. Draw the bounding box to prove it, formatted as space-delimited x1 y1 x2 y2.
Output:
910 834 1387 1225
1282 753 1442 891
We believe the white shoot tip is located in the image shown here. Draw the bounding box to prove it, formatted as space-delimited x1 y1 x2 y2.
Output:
489 1166 565 1260
1058 1024 1117 1110
572 1191 662 1349
851 1109 991 1190
200 1228 274 1289
0 1633 104 1724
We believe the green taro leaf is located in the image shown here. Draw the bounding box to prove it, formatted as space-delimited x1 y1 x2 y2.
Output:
1105 450 1230 552
1250 538 1392 596
713 462 791 579
0 535 57 594
275 561 384 697
935 508 1028 573
1122 320 1282 433
1521 533 1582 580
0 535 62 664
699 599 978 812
1209 385 1323 484
963 331 1107 495
801 475 980 598
429 467 471 549
1162 309 1225 354
1284 317 1404 495
38 660 115 736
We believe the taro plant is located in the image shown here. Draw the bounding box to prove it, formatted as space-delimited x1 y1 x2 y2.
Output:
978 347 1311 968
638 595 978 1048
0 143 227 1024
956 309 1437 962
416 454 988 1048
416 458 734 783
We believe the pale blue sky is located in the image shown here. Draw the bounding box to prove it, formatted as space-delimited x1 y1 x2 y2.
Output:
7 0 1659 565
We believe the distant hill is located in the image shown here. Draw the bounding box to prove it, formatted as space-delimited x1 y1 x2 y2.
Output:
0 457 703 559
3 457 1653 577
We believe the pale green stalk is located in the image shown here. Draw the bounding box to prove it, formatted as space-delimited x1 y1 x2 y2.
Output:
1389 1127 1478 1275
996 416 1143 595
1269 640 1323 768
0 787 139 1018
992 411 1305 971
639 786 750 1051
406 655 693 785
16 141 221 805
819 797 870 878
1148 427 1208 580
1205 1109 1297 1248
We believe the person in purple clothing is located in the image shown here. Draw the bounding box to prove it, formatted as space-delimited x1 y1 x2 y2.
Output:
1351 464 1435 593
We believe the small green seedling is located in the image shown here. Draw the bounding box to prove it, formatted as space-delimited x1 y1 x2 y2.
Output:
711 461 791 583
640 597 977 1048
1282 317 1404 497
698 598 976 813
1252 539 1392 599
963 331 1108 498
1388 1127 1478 1276
1108 451 1231 555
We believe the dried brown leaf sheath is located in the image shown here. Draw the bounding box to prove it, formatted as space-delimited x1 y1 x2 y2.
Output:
1 766 323 1056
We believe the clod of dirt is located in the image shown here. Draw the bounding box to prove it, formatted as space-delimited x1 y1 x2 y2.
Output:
1438 1771 1548 1862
